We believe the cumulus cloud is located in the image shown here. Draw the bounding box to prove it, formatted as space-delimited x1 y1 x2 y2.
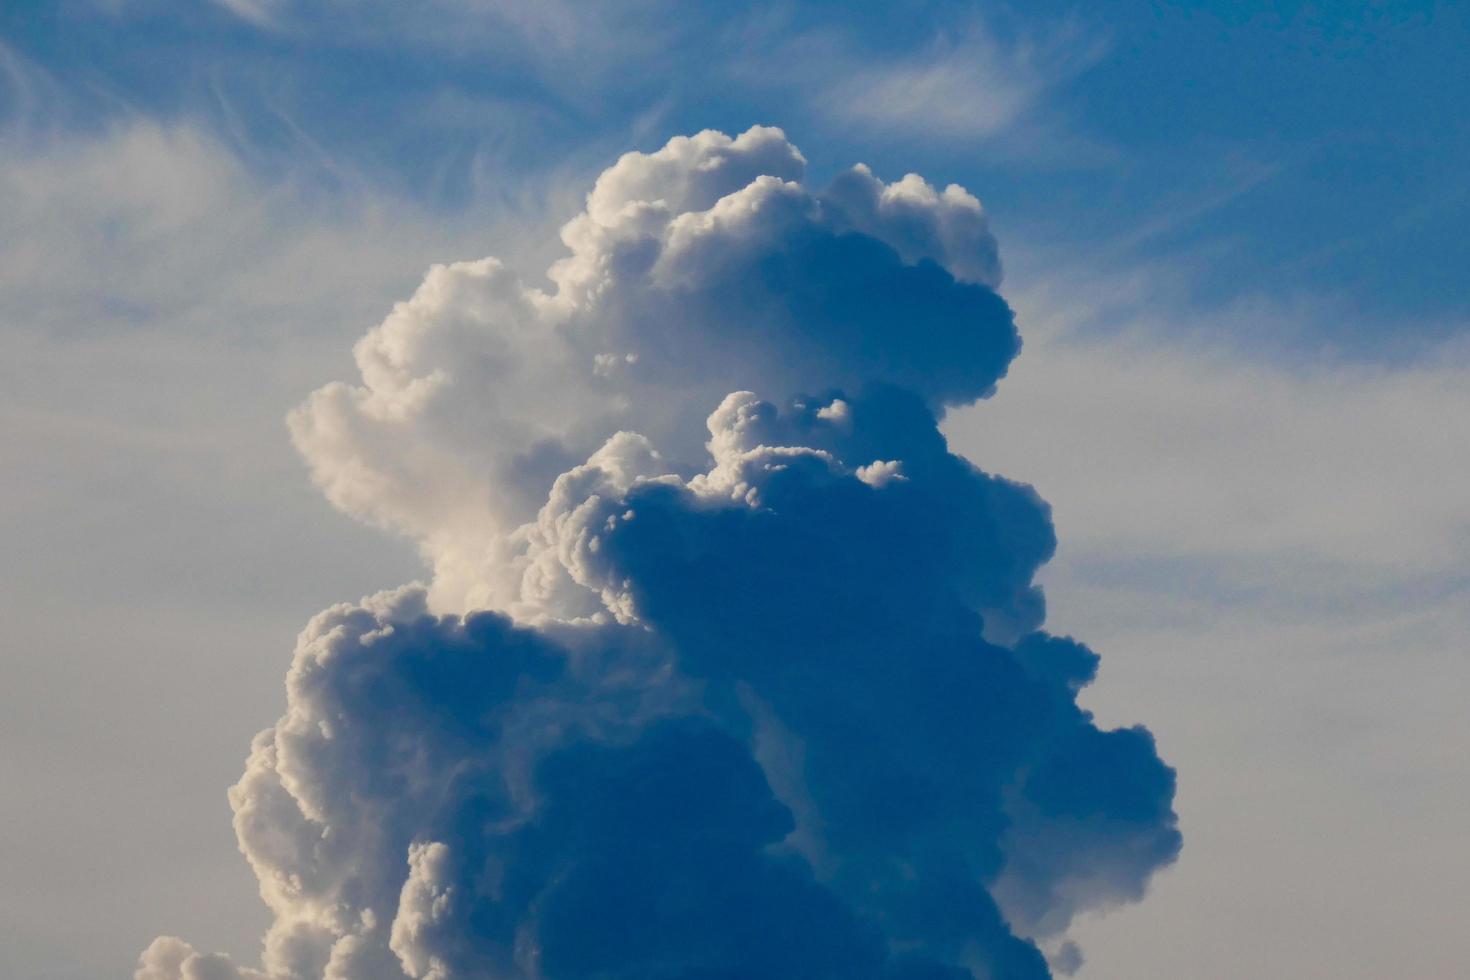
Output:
288 126 1017 615
144 126 1178 979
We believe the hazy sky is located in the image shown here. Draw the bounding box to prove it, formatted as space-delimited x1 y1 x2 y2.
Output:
2 3 1468 979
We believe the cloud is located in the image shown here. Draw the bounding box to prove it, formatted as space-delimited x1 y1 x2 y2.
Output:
941 244 1470 979
287 126 1016 615
211 0 287 30
827 26 1101 139
949 267 1470 595
0 111 596 978
142 126 1178 979
204 0 674 78
733 18 1108 147
0 118 536 346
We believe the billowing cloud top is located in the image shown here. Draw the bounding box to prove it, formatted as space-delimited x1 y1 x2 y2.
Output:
143 127 1178 980
288 126 1013 615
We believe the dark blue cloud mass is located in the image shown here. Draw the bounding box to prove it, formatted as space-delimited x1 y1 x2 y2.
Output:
139 127 1178 980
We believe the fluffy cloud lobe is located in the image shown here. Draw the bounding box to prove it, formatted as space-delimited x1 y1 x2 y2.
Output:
142 127 1178 980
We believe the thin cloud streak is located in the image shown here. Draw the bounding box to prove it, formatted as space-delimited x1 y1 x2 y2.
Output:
954 269 1470 586
723 15 1109 154
821 22 1106 139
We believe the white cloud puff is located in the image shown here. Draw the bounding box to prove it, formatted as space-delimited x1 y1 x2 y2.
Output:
289 126 1014 615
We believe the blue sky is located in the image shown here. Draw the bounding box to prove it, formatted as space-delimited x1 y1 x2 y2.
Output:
2 4 1468 980
7 0 1467 335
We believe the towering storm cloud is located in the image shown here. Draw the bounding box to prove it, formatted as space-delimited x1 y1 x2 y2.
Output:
141 127 1179 980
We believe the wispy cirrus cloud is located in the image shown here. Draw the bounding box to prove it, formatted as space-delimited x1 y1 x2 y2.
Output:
823 23 1106 139
205 0 674 70
728 15 1109 152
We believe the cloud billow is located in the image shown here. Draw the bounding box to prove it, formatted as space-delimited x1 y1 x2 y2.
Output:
141 126 1178 980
